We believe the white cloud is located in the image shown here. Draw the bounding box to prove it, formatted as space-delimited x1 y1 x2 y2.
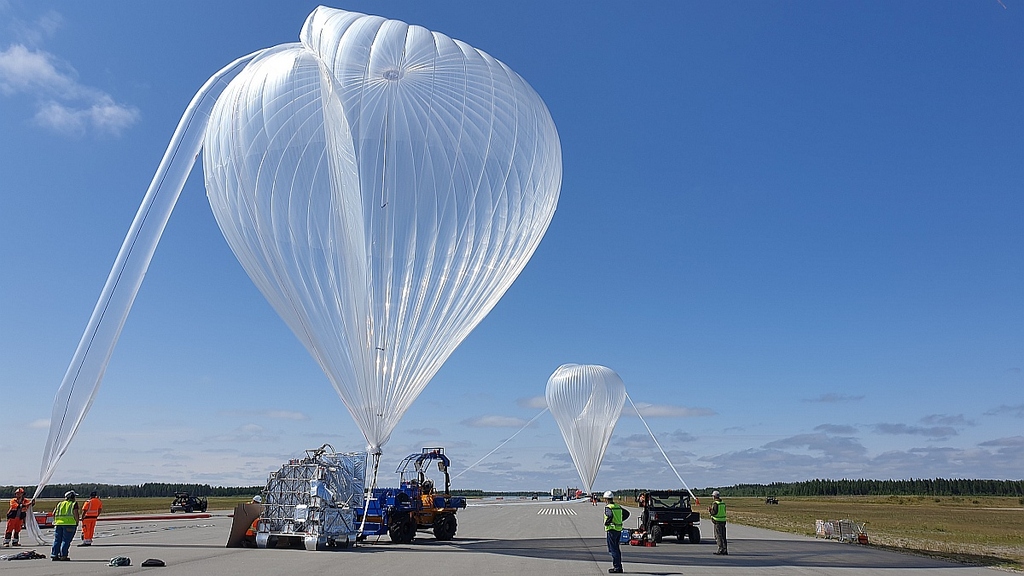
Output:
461 415 529 428
0 41 139 137
264 410 309 421
405 427 441 437
624 402 716 418
29 418 49 429
516 396 547 409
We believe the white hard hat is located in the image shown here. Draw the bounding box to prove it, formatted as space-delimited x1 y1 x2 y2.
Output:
65 491 76 499
603 491 614 499
252 495 262 503
712 490 720 497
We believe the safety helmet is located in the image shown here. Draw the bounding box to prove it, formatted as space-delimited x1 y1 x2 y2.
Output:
65 490 76 499
14 488 24 495
712 490 720 498
603 491 613 499
90 491 98 497
252 495 262 503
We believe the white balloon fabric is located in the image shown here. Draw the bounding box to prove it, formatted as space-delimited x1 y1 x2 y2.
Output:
546 364 627 493
203 7 561 454
36 5 559 530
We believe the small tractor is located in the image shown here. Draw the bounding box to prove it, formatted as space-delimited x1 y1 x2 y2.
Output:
170 492 208 513
634 489 701 543
357 447 467 543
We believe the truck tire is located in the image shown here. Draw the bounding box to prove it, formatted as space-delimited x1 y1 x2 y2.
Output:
433 513 457 541
649 525 663 543
688 526 701 544
389 514 416 544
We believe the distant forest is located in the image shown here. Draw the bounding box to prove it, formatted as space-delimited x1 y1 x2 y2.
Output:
1 483 262 498
3 478 1022 499
702 478 1024 497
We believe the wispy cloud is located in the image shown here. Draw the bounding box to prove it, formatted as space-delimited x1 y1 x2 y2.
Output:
670 430 698 442
920 414 973 427
625 402 716 418
979 436 1024 448
516 396 547 410
984 404 1024 418
764 433 867 460
813 424 857 435
461 415 529 428
0 13 139 137
263 410 309 421
29 418 49 429
804 393 865 404
405 427 441 437
872 423 957 438
697 433 1024 484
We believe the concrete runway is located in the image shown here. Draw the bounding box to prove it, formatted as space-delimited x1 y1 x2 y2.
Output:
0 499 1001 575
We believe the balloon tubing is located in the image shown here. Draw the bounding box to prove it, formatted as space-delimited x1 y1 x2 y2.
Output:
453 408 548 480
626 394 699 504
358 452 381 539
27 49 267 546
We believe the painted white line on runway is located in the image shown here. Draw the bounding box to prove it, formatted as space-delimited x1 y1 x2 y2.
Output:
537 507 578 515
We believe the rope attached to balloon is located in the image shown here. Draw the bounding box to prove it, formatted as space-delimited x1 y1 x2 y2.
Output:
453 408 549 480
626 393 700 505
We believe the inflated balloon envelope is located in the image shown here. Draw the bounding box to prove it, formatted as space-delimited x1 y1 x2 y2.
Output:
204 7 562 456
36 5 561 527
546 364 626 494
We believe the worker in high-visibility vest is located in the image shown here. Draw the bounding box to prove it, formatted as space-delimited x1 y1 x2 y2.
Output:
4 488 35 547
51 491 80 561
708 490 728 555
603 491 629 574
78 491 102 546
244 495 263 544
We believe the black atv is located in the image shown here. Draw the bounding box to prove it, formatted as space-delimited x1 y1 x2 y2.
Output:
169 492 208 513
635 490 701 543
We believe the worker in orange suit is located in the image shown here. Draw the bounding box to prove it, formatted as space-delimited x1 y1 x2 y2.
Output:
78 491 102 546
4 488 35 547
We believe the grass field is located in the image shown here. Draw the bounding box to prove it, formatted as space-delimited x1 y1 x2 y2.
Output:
724 495 1024 570
30 496 255 516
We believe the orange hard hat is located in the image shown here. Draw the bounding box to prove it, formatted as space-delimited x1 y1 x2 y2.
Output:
15 488 24 494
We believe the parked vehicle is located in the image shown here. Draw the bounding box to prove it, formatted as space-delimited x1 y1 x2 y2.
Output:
635 490 701 543
170 492 208 513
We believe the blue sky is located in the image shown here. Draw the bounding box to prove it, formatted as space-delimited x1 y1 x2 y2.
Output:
1 1 1021 491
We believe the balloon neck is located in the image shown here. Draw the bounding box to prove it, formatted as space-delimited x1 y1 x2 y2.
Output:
367 444 382 456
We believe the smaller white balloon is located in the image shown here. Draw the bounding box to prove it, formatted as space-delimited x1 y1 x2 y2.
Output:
545 364 627 493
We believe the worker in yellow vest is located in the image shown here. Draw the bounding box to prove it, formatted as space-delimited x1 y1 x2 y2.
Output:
603 491 630 573
708 490 727 555
51 491 80 561
79 491 102 546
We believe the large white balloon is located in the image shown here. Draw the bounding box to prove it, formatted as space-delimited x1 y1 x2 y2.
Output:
37 4 559 522
546 364 626 493
203 7 561 454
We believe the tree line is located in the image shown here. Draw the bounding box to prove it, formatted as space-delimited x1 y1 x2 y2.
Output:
702 478 1024 497
1 483 262 499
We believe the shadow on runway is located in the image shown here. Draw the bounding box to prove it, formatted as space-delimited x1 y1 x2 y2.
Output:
445 537 980 570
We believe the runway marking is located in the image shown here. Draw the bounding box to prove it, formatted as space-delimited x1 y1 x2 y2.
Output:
537 507 577 515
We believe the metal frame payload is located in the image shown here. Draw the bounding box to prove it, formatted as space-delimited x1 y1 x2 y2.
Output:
257 444 366 550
